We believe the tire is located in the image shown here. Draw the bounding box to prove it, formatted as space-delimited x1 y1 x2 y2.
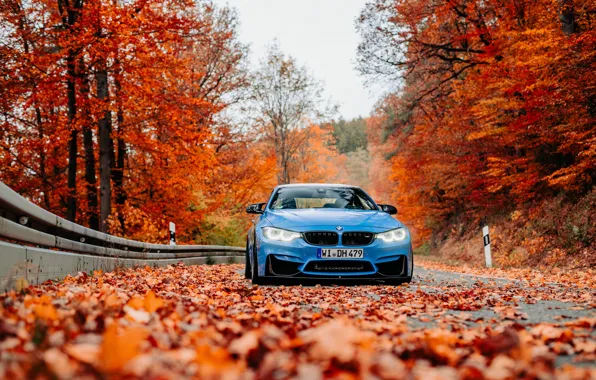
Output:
403 252 414 283
251 242 265 285
244 240 252 279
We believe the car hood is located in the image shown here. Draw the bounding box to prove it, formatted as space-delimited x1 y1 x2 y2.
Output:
263 209 402 231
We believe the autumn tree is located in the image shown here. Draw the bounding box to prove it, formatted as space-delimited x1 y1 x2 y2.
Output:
250 43 335 184
0 0 252 242
358 0 596 250
291 124 345 184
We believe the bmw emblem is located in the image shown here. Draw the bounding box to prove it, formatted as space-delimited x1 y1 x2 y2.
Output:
336 226 343 231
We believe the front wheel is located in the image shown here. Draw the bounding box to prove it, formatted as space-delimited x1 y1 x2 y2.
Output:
244 240 252 279
402 252 414 283
251 242 265 285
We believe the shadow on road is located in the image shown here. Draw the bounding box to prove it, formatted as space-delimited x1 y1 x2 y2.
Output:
252 277 412 287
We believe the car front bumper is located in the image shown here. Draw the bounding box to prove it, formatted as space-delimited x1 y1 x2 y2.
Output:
255 229 413 280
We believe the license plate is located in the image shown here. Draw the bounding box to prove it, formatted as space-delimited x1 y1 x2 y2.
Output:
317 248 364 259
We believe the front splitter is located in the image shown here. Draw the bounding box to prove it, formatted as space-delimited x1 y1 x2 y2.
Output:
254 274 411 285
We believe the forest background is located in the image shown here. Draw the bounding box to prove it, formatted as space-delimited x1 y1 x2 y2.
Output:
1 0 594 268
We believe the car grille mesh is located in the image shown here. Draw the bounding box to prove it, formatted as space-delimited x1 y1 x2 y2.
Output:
304 260 374 272
303 231 339 246
342 232 374 246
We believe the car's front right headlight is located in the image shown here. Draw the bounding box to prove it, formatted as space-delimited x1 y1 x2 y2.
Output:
262 227 302 242
376 228 408 243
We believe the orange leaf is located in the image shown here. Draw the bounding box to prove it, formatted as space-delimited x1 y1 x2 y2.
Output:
33 295 58 321
99 324 149 372
33 304 58 321
143 290 164 313
126 296 144 310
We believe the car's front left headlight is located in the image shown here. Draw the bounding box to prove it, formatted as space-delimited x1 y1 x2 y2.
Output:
262 227 302 242
376 228 408 243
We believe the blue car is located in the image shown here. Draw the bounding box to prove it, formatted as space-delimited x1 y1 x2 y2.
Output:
245 184 413 285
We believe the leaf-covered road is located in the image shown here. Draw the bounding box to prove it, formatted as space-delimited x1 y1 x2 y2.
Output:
0 261 594 379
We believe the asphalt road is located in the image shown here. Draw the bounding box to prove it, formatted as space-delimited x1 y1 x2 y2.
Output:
414 267 595 367
242 265 596 367
414 266 595 326
2 262 592 378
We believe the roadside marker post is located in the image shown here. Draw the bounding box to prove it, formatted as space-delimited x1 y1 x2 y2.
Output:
482 225 492 268
169 222 176 246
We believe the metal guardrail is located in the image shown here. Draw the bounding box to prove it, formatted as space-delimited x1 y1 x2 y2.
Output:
0 181 245 290
0 181 245 258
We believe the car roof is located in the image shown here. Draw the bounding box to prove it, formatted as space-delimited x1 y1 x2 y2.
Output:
275 183 358 189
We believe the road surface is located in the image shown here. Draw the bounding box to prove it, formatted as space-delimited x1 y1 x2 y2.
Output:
0 261 594 378
245 264 596 366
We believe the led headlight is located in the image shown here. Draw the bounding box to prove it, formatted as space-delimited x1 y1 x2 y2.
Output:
262 227 302 242
376 228 408 243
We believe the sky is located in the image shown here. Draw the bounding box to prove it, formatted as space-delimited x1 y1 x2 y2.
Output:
216 0 381 120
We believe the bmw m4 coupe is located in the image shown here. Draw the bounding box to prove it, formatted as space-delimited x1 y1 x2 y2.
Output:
245 184 413 284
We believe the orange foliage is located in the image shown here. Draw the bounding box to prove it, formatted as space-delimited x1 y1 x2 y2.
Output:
0 0 347 245
291 124 346 184
0 0 256 242
360 0 596 250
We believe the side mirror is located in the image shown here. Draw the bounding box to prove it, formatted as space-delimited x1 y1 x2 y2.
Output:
378 204 397 215
246 203 266 214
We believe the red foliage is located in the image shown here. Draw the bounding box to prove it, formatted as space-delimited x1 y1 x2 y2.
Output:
360 0 596 250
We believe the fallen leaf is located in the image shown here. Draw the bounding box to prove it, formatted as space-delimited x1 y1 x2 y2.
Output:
143 290 164 313
99 324 149 372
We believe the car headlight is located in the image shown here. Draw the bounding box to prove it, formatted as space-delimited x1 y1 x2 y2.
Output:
376 228 408 243
262 227 302 242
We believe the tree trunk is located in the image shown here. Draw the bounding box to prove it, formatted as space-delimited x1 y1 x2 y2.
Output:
276 126 291 184
66 52 78 222
97 68 112 232
80 62 99 230
559 0 579 35
282 138 291 184
281 153 291 184
113 61 127 232
59 0 83 222
83 125 99 230
21 28 50 210
35 106 50 209
114 132 126 230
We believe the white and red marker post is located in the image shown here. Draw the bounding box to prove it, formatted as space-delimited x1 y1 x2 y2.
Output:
482 225 492 268
169 222 176 246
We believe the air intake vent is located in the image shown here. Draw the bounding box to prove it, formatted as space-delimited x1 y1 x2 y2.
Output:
304 260 374 272
342 232 374 246
267 255 301 276
303 231 338 246
376 256 406 276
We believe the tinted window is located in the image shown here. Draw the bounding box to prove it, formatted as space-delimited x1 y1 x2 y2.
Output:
269 187 377 210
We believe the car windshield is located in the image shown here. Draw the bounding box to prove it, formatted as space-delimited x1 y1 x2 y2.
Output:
269 186 377 210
